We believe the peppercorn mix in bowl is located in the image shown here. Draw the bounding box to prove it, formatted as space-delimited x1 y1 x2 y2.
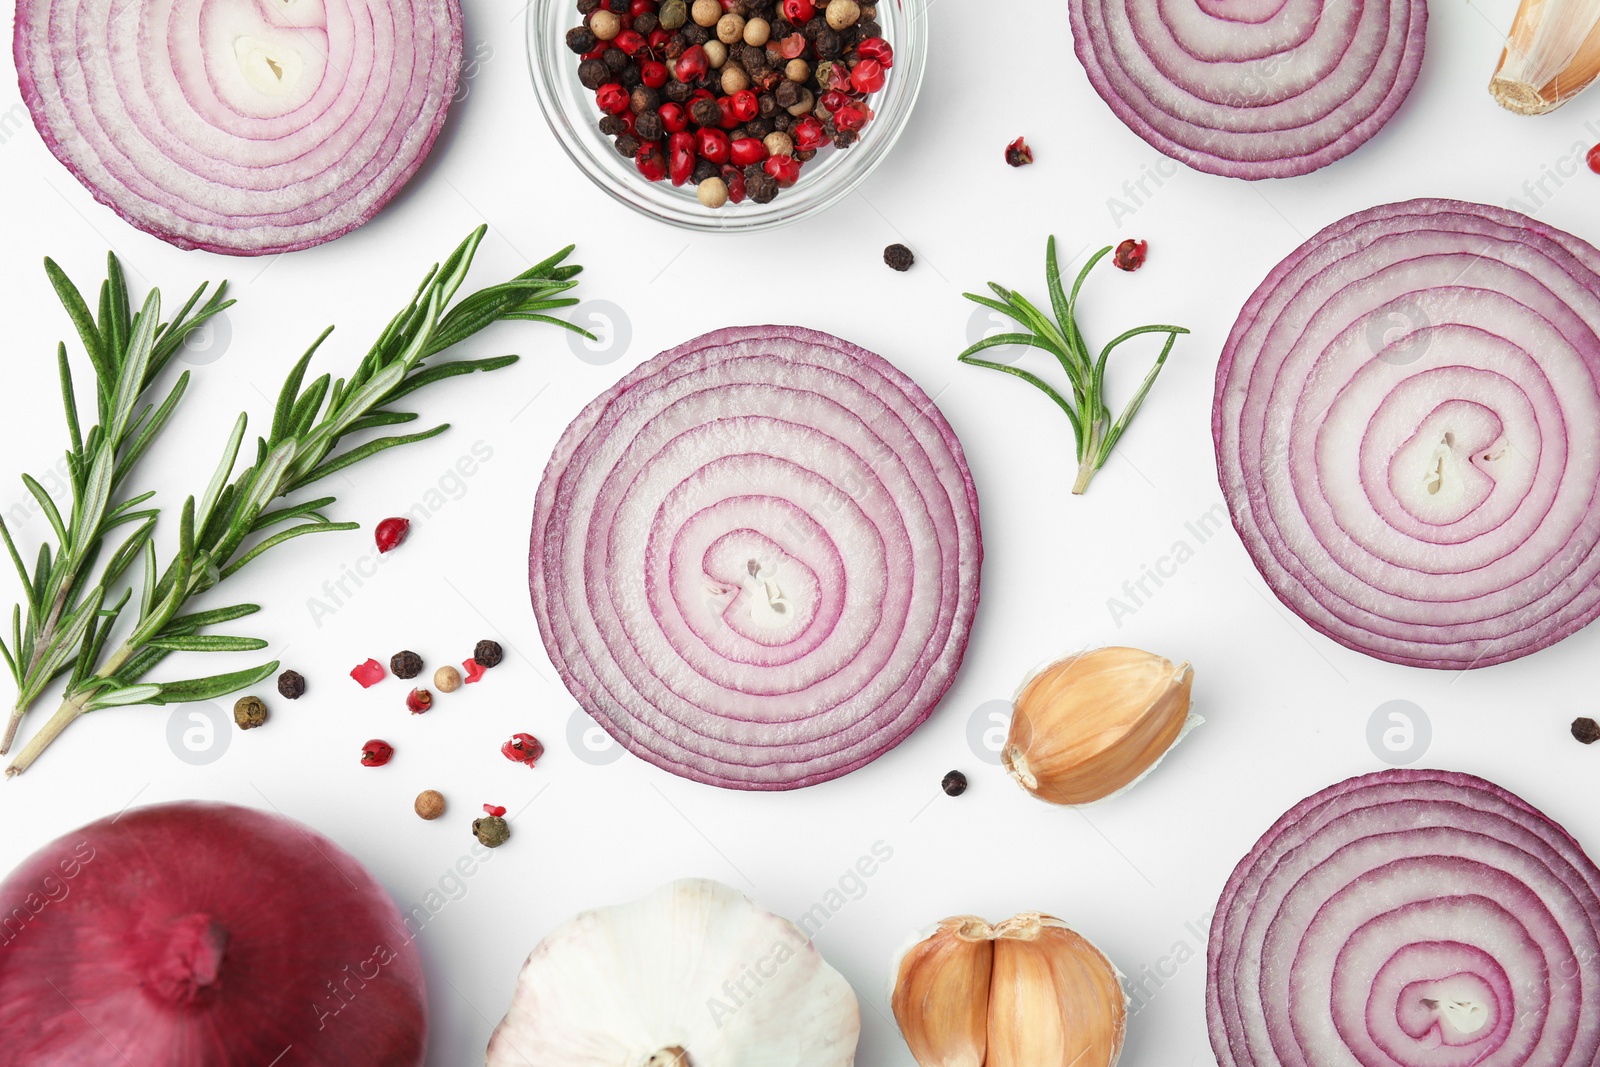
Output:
529 0 927 231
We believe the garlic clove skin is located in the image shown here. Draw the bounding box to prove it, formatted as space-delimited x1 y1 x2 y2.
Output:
986 915 1126 1067
1491 0 1600 113
487 879 859 1066
1002 647 1195 806
889 917 994 1067
890 913 1127 1067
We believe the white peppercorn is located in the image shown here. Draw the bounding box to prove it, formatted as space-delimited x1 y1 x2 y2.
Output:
697 176 729 208
743 16 770 45
691 0 721 26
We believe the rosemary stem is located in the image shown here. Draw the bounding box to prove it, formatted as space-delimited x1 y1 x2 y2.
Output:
4 642 133 777
1 583 75 754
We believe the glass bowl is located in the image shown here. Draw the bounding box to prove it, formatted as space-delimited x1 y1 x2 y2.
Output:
528 0 928 232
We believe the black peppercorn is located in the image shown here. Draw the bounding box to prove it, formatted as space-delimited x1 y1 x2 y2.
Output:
801 15 824 38
745 116 773 137
815 27 842 57
619 64 644 88
774 80 801 108
578 57 609 89
693 158 720 183
772 111 794 132
857 18 881 37
757 91 777 116
634 11 659 33
742 44 769 70
690 97 723 126
565 25 598 53
603 47 629 73
474 639 505 669
577 0 601 11
684 22 711 44
615 133 643 157
884 243 915 272
832 128 858 149
391 650 423 679
634 109 665 140
608 0 628 12
746 170 779 203
598 114 628 136
941 769 968 796
631 85 660 113
277 669 306 700
665 78 693 102
771 18 794 36
1574 717 1600 744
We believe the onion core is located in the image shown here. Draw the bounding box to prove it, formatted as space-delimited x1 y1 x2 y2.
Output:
528 325 982 790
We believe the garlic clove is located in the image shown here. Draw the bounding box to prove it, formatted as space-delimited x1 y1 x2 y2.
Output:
890 917 994 1067
986 915 1126 1067
1491 0 1600 113
1002 647 1195 806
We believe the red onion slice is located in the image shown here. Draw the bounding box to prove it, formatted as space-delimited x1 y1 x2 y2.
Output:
529 326 982 791
1214 199 1600 669
14 0 462 255
1208 768 1600 1067
1070 0 1427 178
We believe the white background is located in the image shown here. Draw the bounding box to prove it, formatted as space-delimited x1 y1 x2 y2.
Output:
2 0 1599 1061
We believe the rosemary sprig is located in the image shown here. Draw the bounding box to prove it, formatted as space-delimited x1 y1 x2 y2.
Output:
0 256 230 753
4 226 590 777
958 236 1189 495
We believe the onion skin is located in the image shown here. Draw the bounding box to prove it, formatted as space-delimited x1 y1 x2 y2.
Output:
529 325 982 791
1208 768 1600 1067
0 802 426 1065
1070 0 1426 178
1215 198 1600 669
14 0 462 255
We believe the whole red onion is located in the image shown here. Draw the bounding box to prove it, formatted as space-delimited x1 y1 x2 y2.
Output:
0 802 426 1064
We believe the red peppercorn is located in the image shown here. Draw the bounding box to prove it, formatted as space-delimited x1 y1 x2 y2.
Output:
820 89 852 114
764 154 801 186
581 39 610 60
1589 143 1600 174
406 687 433 714
501 732 545 767
716 96 740 129
778 33 808 59
730 89 759 122
630 0 654 14
374 516 410 553
350 658 386 688
792 116 826 151
720 0 740 8
850 57 885 93
730 136 767 166
858 37 893 67
696 127 731 163
1005 136 1034 167
360 739 394 767
614 28 647 55
675 44 708 82
721 163 747 202
462 657 486 684
833 104 865 131
669 130 696 185
781 0 814 21
1114 238 1149 272
636 141 668 180
483 803 507 817
649 26 673 49
596 82 629 114
640 59 668 88
659 102 689 132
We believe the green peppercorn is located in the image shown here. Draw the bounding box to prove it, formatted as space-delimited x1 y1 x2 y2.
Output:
233 695 268 730
659 0 688 28
473 815 511 848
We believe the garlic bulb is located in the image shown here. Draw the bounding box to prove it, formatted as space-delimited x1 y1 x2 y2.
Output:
1002 646 1197 806
891 913 1127 1067
1491 0 1600 113
486 879 860 1067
